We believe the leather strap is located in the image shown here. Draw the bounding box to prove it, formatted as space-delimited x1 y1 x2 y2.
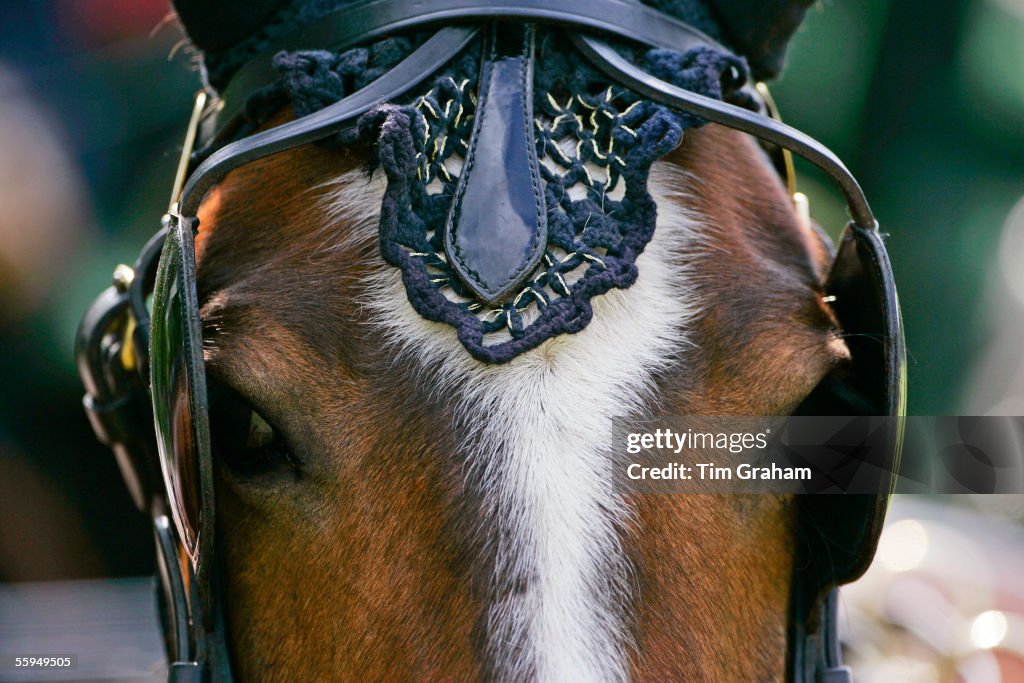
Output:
788 588 852 683
154 516 191 667
817 590 853 683
570 34 878 230
181 26 478 215
214 0 730 134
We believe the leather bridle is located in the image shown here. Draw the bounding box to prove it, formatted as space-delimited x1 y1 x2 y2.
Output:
76 1 906 681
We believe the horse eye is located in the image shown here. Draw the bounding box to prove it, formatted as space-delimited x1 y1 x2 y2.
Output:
245 411 276 451
207 382 296 473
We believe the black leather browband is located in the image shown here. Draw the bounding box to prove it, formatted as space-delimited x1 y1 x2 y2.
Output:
211 0 733 137
183 26 479 214
571 35 877 229
184 18 875 238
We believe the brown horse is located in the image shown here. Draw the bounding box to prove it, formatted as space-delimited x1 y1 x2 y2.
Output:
191 122 842 683
76 1 901 681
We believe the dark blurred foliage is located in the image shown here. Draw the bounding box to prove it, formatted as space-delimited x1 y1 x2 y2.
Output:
772 0 1024 416
0 1 1021 580
0 0 197 580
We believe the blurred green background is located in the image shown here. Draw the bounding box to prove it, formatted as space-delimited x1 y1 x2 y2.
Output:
774 0 1024 419
0 0 1022 580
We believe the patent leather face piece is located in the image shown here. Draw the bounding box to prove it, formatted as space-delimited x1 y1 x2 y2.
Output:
444 23 547 305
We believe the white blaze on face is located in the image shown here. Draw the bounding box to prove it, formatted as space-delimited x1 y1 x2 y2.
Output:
322 162 701 682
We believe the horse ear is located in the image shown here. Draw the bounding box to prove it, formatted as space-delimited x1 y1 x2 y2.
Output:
171 0 289 52
705 0 815 79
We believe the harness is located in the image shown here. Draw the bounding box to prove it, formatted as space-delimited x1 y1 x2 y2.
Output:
75 1 906 680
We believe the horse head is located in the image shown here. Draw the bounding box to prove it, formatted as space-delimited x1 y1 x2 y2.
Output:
195 121 842 682
77 1 904 680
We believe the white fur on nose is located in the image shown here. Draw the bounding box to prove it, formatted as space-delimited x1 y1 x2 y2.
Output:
321 162 702 682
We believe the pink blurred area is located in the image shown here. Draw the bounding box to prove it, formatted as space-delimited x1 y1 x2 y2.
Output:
59 0 173 45
844 497 1024 682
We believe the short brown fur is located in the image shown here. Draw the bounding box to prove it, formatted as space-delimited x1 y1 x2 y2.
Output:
194 119 847 681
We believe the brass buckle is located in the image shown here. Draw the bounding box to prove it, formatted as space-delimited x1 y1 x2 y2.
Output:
168 91 209 212
112 91 208 374
755 82 811 233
